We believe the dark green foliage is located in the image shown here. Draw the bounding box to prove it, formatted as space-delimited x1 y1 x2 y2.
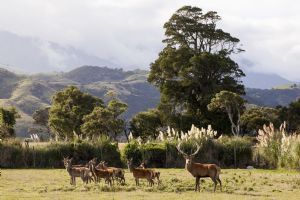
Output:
32 107 50 126
48 86 103 139
123 137 253 168
81 106 115 137
123 142 166 168
141 143 166 168
0 140 122 168
241 107 280 134
215 136 253 167
277 99 300 132
81 98 128 139
130 109 162 140
29 107 51 140
208 91 246 136
123 141 143 166
0 107 19 138
148 6 245 132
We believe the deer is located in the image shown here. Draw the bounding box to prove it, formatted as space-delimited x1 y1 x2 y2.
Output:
63 157 94 185
98 161 126 184
89 160 114 186
176 142 222 192
139 161 161 185
127 158 155 186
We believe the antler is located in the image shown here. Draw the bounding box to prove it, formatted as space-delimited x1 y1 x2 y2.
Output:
190 143 201 157
176 142 188 157
177 142 201 157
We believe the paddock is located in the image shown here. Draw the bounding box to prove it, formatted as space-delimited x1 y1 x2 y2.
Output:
0 168 299 200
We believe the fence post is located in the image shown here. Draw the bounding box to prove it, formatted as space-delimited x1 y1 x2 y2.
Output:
33 146 36 168
234 144 237 168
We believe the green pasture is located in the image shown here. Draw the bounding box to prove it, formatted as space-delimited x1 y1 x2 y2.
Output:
0 168 299 200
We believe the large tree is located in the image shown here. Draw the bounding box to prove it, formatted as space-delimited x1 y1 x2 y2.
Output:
48 86 103 139
28 107 51 141
81 98 128 139
277 99 300 132
0 107 19 138
241 107 280 135
130 109 162 140
208 91 245 136
148 6 245 131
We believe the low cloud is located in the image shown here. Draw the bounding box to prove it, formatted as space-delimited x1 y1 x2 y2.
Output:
0 0 299 80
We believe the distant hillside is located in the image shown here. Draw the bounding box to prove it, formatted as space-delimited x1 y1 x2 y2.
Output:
64 66 131 84
245 87 300 107
242 71 293 89
1 66 300 138
0 66 159 137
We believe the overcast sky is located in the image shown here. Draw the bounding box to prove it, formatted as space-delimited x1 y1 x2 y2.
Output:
0 0 299 81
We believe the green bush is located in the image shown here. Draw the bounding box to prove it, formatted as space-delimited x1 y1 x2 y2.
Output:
123 137 254 168
142 143 166 168
0 139 122 168
123 141 142 166
123 141 166 167
216 136 253 168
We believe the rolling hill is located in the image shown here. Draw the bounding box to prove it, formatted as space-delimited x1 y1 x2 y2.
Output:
0 66 159 137
1 66 300 137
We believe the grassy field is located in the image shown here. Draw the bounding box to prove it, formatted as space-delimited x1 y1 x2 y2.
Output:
0 168 300 200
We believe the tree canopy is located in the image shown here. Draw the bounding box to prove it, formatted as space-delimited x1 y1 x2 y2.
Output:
277 99 300 132
81 98 128 139
48 86 103 139
208 91 246 136
241 107 280 134
0 107 19 138
130 109 162 140
148 6 245 132
29 107 51 141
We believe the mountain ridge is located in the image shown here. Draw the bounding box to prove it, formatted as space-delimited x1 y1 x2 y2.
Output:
1 66 300 137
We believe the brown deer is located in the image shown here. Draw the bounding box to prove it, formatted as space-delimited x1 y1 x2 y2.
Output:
98 161 126 184
127 158 155 186
139 161 161 185
89 161 114 186
176 142 222 192
63 157 94 185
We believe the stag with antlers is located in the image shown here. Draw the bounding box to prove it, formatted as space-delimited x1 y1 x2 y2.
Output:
176 142 222 192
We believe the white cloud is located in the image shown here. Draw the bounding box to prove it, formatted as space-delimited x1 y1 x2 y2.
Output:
0 0 299 80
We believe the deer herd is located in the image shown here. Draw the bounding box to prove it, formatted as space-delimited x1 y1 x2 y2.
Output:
62 141 222 192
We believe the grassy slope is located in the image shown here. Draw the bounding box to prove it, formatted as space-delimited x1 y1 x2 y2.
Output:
0 169 299 200
0 67 159 137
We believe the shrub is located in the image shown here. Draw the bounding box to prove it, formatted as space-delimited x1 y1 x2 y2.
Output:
123 136 253 168
216 136 253 168
142 142 166 168
123 141 166 167
0 138 122 168
123 141 142 166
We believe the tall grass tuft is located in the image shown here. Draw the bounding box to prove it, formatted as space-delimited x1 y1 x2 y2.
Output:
256 122 300 169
